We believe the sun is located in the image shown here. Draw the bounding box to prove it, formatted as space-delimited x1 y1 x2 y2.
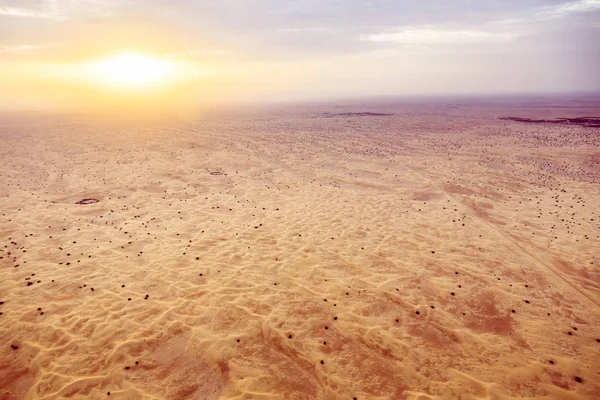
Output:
91 54 174 85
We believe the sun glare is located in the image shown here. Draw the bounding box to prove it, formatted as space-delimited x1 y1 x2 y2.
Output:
91 54 173 85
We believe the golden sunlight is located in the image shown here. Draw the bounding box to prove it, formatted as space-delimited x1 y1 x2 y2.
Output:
90 54 174 85
0 53 210 112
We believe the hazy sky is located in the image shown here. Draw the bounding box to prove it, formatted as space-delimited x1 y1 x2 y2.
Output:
1 0 599 109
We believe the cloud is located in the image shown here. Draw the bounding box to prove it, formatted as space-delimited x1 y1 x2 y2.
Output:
1 45 35 53
362 27 519 45
0 44 43 52
0 0 598 61
542 0 600 16
0 6 64 18
490 0 600 24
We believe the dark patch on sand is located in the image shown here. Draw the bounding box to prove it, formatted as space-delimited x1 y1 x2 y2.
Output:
499 117 600 128
75 198 100 205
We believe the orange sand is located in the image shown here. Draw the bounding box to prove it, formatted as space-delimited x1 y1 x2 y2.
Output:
1 100 600 399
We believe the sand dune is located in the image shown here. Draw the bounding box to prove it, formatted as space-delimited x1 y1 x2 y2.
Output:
1 100 599 399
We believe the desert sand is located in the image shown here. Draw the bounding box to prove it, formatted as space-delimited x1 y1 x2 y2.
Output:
1 97 600 400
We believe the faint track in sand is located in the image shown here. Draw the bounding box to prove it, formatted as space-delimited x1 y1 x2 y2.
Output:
398 159 600 309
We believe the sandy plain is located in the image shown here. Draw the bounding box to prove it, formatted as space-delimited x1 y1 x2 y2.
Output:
1 97 599 400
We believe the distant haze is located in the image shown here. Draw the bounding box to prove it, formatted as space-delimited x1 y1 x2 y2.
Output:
1 0 599 111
